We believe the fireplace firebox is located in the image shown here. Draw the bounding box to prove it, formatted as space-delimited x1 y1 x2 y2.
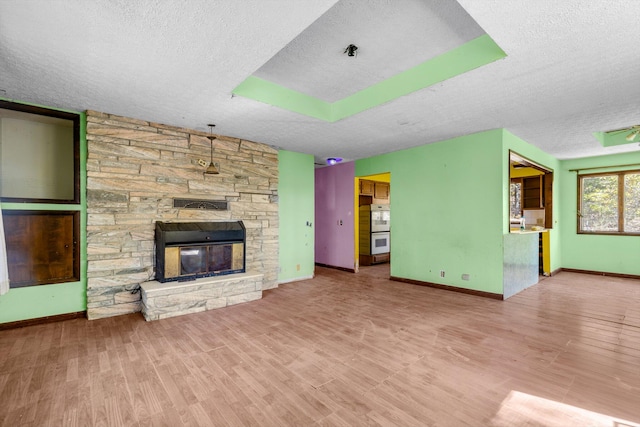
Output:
155 221 246 282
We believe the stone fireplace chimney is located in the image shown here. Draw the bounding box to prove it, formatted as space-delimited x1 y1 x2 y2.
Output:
85 110 278 320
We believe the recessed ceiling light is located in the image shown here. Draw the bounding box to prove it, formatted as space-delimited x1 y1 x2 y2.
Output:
326 157 343 165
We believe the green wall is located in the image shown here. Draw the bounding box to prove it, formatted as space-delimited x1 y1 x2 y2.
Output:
0 103 87 324
0 99 635 325
278 150 315 283
0 281 86 323
559 151 640 275
356 129 506 295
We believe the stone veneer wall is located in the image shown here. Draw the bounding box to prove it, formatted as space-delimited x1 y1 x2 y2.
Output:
85 111 278 320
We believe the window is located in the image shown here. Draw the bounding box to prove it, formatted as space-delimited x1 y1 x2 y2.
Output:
0 100 82 287
510 179 522 218
0 100 80 204
579 170 640 234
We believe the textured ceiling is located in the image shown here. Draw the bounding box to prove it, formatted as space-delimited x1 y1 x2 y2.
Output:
1 0 639 164
253 0 484 102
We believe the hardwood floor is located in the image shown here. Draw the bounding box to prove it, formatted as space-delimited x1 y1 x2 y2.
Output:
1 265 639 426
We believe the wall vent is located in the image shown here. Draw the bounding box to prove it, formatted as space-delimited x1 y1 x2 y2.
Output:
173 199 229 210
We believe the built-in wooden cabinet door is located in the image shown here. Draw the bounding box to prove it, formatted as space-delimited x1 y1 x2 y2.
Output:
2 211 79 287
374 182 390 200
360 179 375 196
522 176 542 209
543 172 553 228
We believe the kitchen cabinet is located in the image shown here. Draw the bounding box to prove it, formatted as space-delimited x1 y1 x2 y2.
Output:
360 180 375 196
360 179 390 206
374 182 389 200
522 176 542 209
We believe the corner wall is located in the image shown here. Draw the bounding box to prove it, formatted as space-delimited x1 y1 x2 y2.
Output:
86 111 279 319
278 150 315 283
559 151 640 275
501 130 562 272
356 129 505 295
315 161 356 270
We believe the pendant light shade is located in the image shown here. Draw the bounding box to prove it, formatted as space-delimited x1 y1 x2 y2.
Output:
205 124 220 175
205 162 219 174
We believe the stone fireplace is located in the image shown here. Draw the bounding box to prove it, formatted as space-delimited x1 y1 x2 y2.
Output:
137 220 260 321
85 110 278 320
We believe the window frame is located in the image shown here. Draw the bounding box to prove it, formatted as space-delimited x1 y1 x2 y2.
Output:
577 169 640 236
0 100 83 289
0 100 81 204
509 178 523 218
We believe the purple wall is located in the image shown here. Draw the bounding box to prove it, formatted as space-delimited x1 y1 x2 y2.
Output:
315 162 355 270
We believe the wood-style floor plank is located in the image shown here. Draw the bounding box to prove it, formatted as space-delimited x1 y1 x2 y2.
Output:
1 266 640 426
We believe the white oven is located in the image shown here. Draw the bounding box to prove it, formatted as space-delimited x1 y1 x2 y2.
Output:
371 231 390 255
370 204 390 232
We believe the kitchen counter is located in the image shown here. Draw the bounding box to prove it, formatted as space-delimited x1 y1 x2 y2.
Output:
509 228 548 234
503 231 539 299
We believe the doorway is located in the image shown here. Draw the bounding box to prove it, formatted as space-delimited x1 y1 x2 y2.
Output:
509 151 553 275
355 173 391 273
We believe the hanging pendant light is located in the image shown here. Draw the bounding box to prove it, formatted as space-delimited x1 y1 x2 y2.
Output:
205 124 219 175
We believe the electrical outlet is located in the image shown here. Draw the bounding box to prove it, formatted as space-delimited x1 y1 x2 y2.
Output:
440 270 445 278
296 264 300 271
197 159 208 167
462 274 470 281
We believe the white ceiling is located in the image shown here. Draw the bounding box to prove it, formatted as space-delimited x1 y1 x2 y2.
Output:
1 0 639 164
254 0 484 102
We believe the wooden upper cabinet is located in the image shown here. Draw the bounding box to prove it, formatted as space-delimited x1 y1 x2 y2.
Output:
374 182 390 200
543 173 553 227
522 176 543 209
360 179 390 204
360 180 375 196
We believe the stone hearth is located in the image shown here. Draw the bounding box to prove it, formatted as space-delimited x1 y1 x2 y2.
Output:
140 272 263 321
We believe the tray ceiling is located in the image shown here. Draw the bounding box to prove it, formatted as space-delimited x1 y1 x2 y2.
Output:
1 0 639 163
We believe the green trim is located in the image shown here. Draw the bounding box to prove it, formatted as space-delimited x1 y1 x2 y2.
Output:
1 203 82 210
334 35 506 120
0 96 83 115
232 34 506 122
79 112 88 293
594 129 640 147
233 77 330 121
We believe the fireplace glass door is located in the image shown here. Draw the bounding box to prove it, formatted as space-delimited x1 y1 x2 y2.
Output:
164 242 244 280
180 247 207 275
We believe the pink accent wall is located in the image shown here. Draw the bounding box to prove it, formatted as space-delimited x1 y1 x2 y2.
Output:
314 162 355 270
